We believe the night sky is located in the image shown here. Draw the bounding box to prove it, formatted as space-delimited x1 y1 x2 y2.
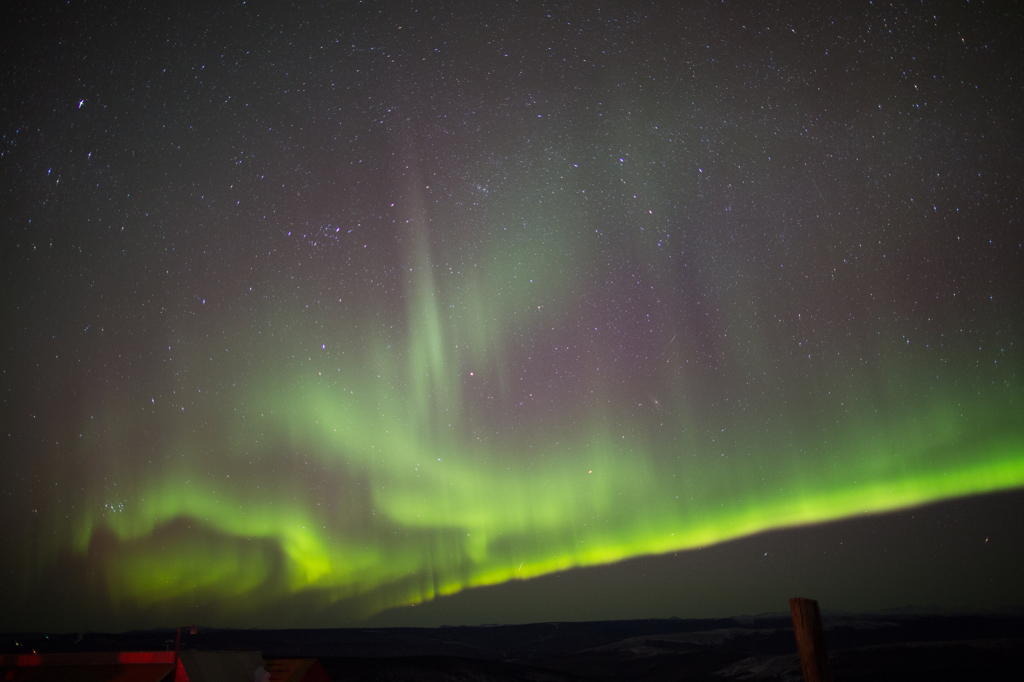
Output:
2 1 1022 631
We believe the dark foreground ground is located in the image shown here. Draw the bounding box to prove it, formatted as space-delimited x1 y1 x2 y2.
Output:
3 611 1023 681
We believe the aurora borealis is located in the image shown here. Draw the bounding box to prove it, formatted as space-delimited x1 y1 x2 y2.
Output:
1 1 1022 630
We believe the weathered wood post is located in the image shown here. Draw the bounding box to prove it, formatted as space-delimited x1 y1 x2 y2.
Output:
789 597 834 682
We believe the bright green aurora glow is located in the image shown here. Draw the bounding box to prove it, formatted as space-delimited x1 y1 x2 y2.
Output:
58 215 1024 623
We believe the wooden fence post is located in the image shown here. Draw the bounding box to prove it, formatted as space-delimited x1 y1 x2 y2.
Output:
789 597 834 682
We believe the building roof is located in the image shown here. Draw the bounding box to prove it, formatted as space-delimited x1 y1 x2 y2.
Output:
0 651 329 682
0 652 175 681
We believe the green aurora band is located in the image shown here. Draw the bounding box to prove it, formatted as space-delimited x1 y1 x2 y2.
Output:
51 212 1024 624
